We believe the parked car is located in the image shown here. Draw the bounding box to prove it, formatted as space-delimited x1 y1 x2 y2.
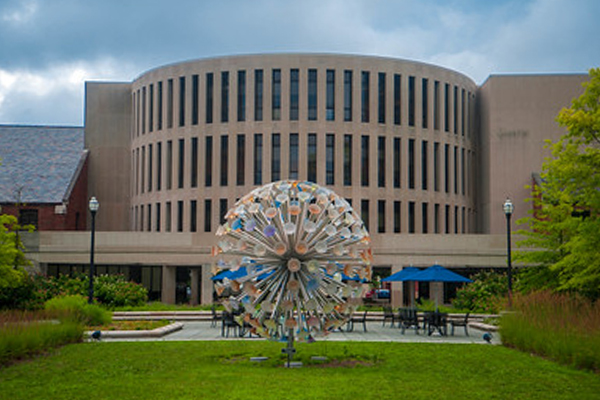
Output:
365 288 390 300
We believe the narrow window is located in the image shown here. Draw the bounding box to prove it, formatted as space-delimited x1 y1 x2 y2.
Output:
254 133 263 185
177 200 183 232
141 147 146 193
166 202 172 232
179 76 185 127
461 148 465 195
444 83 449 132
408 76 415 127
433 142 439 192
361 135 369 187
444 144 450 193
204 199 212 232
178 139 184 189
220 135 228 186
289 133 299 179
221 71 229 123
445 204 450 234
238 70 246 122
156 203 161 232
344 70 352 121
378 72 386 124
361 71 370 123
434 81 440 130
271 133 281 181
393 201 401 233
290 69 299 121
142 87 146 134
394 74 401 125
326 69 335 121
205 136 213 187
237 134 245 186
308 69 317 121
307 133 317 183
190 200 197 233
206 72 213 124
149 84 154 132
219 199 228 224
343 134 352 186
378 200 385 233
361 199 369 232
453 86 458 134
156 142 162 191
377 136 385 187
167 79 173 128
454 146 458 194
192 74 199 125
393 137 401 188
454 205 459 234
422 78 428 129
422 202 428 233
272 69 281 121
408 139 415 189
147 204 152 231
191 137 198 188
326 133 335 185
254 69 263 121
147 144 153 193
461 88 465 136
434 203 440 234
157 81 163 131
422 140 428 190
166 140 172 190
408 201 415 234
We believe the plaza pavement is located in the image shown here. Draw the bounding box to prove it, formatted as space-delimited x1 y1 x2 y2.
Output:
95 320 501 345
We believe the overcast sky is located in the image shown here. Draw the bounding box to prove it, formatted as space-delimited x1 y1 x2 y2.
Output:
0 0 598 126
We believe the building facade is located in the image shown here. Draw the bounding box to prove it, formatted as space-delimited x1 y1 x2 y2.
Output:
18 54 589 305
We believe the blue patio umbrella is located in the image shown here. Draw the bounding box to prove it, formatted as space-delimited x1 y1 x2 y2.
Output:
211 269 235 281
406 264 472 283
381 267 421 282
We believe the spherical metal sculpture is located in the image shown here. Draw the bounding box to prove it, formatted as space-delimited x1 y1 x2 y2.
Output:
212 180 372 344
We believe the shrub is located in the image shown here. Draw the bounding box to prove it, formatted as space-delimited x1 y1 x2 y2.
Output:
94 274 148 308
44 295 112 326
452 271 507 313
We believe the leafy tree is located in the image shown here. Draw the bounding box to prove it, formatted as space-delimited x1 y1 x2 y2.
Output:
452 271 508 313
0 214 34 308
515 68 600 299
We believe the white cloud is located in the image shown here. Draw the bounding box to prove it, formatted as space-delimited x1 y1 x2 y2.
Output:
1 0 38 24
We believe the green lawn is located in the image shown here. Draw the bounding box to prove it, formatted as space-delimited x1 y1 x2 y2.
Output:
1 341 598 400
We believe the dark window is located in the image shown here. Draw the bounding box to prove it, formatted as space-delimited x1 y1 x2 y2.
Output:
177 200 183 232
272 133 281 181
141 146 145 193
178 139 184 189
393 137 401 188
455 206 459 234
142 87 146 134
422 78 428 129
377 136 385 187
156 203 161 232
156 142 162 191
166 140 173 190
147 144 153 192
191 138 198 188
289 133 299 179
408 139 415 189
272 69 281 120
254 133 263 185
167 79 173 128
454 146 458 194
422 202 428 233
326 69 335 121
461 148 465 195
166 202 172 232
18 209 38 229
445 204 450 234
434 80 440 130
422 140 428 190
344 70 352 121
290 69 299 120
204 200 212 232
206 73 213 124
237 134 245 186
219 199 228 224
307 133 317 183
220 135 228 186
205 136 213 187
444 83 449 132
461 88 465 136
361 71 370 123
453 86 458 134
149 84 154 132
394 74 401 125
378 200 385 233
408 76 415 127
434 142 439 192
308 69 317 121
434 203 440 234
326 133 335 185
343 134 352 186
378 72 385 124
254 69 263 121
361 199 369 232
157 81 163 131
221 71 229 123
179 76 185 127
408 201 415 234
190 200 197 233
361 135 369 187
238 70 246 122
192 74 199 125
444 144 449 193
393 201 401 233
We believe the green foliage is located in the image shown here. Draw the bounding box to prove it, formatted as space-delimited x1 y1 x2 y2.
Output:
452 271 507 313
0 214 34 309
44 295 112 326
93 274 148 308
516 68 600 299
500 291 600 371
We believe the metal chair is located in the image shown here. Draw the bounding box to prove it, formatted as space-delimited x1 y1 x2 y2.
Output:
450 312 470 336
347 311 368 332
382 306 396 327
399 308 420 334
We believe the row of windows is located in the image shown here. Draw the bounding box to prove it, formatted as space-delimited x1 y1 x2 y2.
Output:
133 199 474 235
132 133 474 196
132 69 475 137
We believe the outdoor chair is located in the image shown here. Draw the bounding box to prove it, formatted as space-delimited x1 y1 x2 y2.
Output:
347 311 368 332
425 311 448 336
398 308 419 334
450 312 470 336
210 304 221 328
382 306 396 327
221 311 239 338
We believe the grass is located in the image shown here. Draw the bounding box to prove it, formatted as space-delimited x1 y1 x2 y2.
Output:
1 341 599 399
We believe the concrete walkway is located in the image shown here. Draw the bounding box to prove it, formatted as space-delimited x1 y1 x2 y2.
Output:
94 320 501 345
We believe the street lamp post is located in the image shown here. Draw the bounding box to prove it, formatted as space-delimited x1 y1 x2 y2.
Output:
88 197 99 304
503 198 514 307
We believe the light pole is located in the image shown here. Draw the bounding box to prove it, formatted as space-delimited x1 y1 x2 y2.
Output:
503 198 514 307
88 197 99 304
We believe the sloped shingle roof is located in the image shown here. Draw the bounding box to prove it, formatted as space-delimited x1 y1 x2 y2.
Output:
0 125 84 204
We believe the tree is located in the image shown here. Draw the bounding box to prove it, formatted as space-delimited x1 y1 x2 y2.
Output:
0 213 33 308
516 68 600 299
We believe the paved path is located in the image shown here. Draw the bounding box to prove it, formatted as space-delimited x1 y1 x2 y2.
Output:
96 320 501 345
